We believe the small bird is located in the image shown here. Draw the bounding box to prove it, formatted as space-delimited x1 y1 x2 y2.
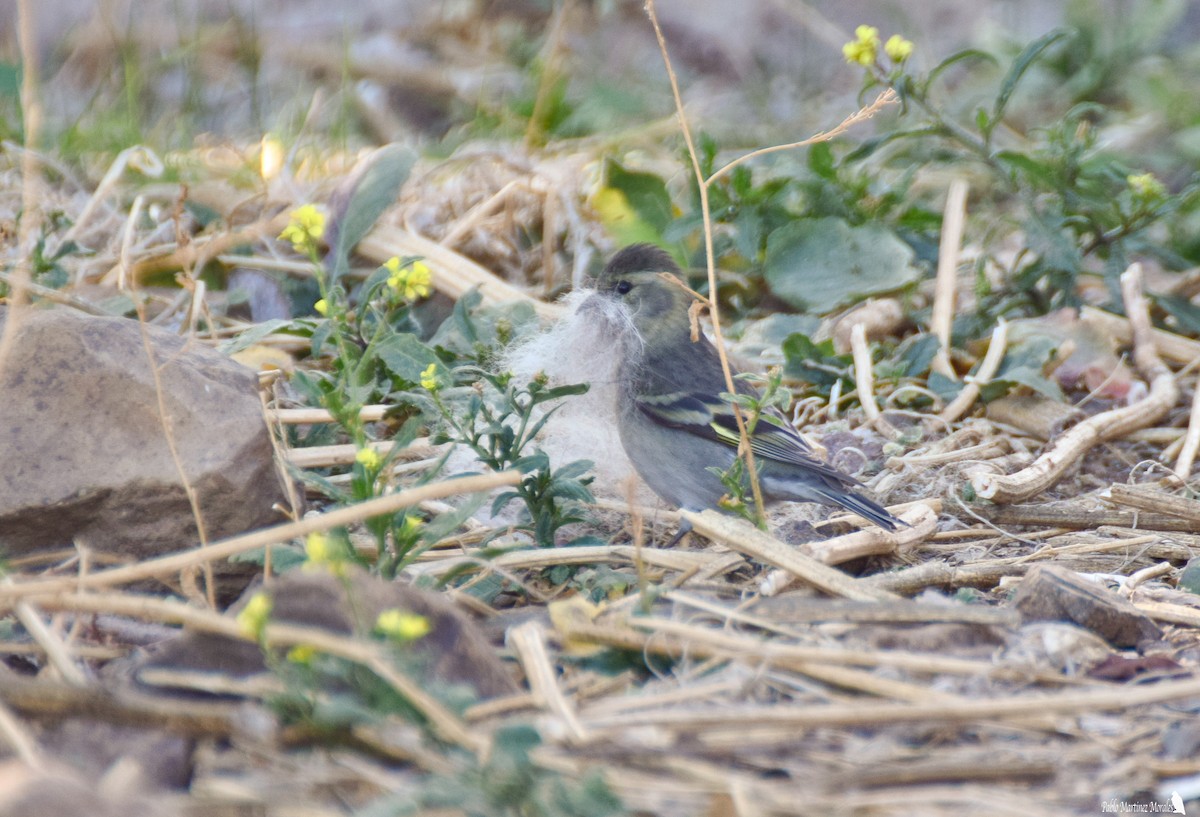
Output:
586 243 903 541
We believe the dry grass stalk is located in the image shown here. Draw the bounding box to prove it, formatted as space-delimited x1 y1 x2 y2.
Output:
983 503 1200 532
681 510 899 601
0 470 520 599
850 322 900 439
270 405 393 424
761 504 938 595
1106 483 1200 522
0 669 239 739
407 542 744 580
940 319 1008 422
0 696 43 769
1081 304 1200 366
972 264 1180 503
579 674 1200 732
930 178 969 380
1133 600 1200 627
358 224 563 320
565 614 1020 680
1174 378 1200 479
508 621 588 743
11 596 87 687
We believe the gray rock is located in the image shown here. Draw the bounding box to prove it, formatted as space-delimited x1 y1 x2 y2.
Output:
0 306 286 560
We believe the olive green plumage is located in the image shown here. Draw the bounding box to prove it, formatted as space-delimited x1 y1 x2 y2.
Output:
588 243 901 537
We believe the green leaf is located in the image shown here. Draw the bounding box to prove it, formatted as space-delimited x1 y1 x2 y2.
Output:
764 217 923 313
512 452 550 474
1022 213 1082 272
996 150 1055 186
927 371 963 403
975 107 991 137
992 28 1073 125
421 493 486 543
596 158 675 250
491 490 521 518
552 459 594 481
842 126 941 164
991 334 1066 402
229 544 307 572
926 48 997 91
807 142 836 180
1178 558 1200 595
327 145 416 283
534 383 590 403
781 332 851 389
376 333 439 385
895 333 941 378
310 319 335 358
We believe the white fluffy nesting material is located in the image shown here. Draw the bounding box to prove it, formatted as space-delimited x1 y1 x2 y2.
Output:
501 289 651 503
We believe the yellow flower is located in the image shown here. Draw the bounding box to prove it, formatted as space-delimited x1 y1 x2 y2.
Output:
385 257 433 301
313 298 328 316
355 446 382 470
279 204 326 254
375 609 431 642
236 592 272 640
1128 172 1166 201
884 34 914 62
304 531 346 575
287 644 318 665
420 362 439 392
843 25 880 67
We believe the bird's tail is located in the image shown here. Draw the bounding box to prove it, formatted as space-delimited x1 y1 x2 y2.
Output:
816 488 905 531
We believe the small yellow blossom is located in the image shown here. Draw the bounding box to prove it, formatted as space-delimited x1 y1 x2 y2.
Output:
313 298 329 316
279 204 326 254
375 609 431 642
355 446 383 470
420 363 439 392
884 34 914 62
287 644 318 665
1128 172 1166 201
843 25 881 67
385 257 433 301
304 531 346 575
236 592 272 640
397 514 424 542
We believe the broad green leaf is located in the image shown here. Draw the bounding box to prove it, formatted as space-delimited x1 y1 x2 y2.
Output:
552 459 594 482
595 159 675 250
989 334 1066 402
375 332 439 385
327 145 416 283
807 142 836 180
895 333 941 378
927 371 963 403
764 217 923 313
781 332 851 389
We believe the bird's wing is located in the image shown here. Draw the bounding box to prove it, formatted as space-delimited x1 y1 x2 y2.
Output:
633 390 855 483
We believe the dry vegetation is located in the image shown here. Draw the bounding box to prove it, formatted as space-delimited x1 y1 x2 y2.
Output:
2 2 1200 816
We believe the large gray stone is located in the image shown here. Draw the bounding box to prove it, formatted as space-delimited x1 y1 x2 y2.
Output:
0 306 286 560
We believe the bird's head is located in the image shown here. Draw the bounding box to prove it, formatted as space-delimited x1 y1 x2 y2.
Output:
586 244 695 347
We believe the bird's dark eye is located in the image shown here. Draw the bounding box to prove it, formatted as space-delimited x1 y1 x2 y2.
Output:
615 280 633 295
